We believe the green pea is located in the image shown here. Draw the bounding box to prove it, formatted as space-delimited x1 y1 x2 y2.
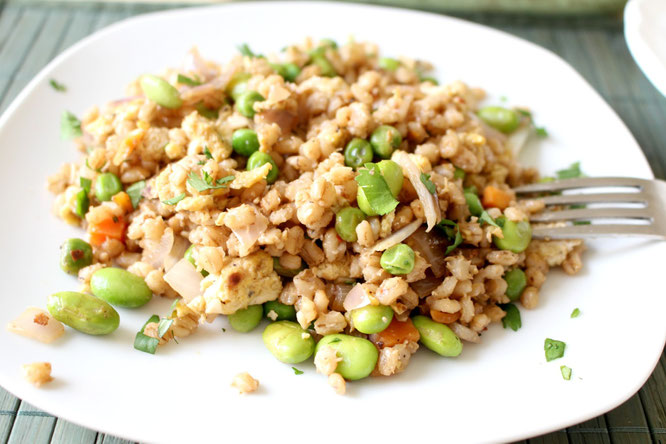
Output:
272 257 303 278
228 305 263 332
90 267 152 308
74 189 89 218
59 238 93 275
504 268 527 302
273 63 301 82
263 300 296 321
412 315 463 357
47 291 119 335
370 125 402 159
232 129 260 156
380 243 415 275
344 138 373 169
335 207 366 242
311 54 337 77
377 159 403 197
262 321 315 364
478 106 520 134
454 167 466 180
315 334 379 380
236 90 265 118
95 173 122 202
184 245 208 277
140 75 182 109
378 57 400 72
226 72 251 101
351 305 393 334
464 191 484 217
246 151 278 184
493 216 532 253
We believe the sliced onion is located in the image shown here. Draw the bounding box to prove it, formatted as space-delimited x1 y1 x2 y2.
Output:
411 274 442 298
163 258 203 303
231 209 268 256
392 151 441 232
328 283 354 312
6 307 64 344
405 226 449 278
164 235 190 272
182 47 218 81
450 322 480 343
506 122 531 157
343 284 372 312
260 109 298 134
371 220 422 252
142 227 174 269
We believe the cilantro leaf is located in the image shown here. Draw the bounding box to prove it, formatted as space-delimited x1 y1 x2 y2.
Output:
420 173 437 194
560 365 572 380
126 180 146 209
134 315 160 354
80 177 92 194
162 193 186 205
187 171 234 192
157 318 173 338
437 219 464 255
570 308 580 318
238 43 264 58
61 111 82 139
453 167 465 180
292 367 304 375
354 163 399 215
556 162 583 180
479 210 499 228
177 74 201 86
203 146 213 159
499 303 522 331
536 127 548 137
50 79 66 92
544 338 566 362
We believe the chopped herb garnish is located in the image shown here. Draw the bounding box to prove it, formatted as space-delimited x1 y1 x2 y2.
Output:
292 367 304 375
478 210 499 228
222 327 226 332
453 167 465 180
437 219 464 255
126 180 146 209
420 173 437 194
560 365 572 380
80 177 91 194
544 338 566 362
177 74 201 86
134 315 160 354
61 111 82 139
354 163 399 215
50 79 66 92
187 171 234 192
162 193 186 206
536 127 548 137
203 146 213 159
517 109 532 118
570 308 580 318
196 102 219 120
169 299 180 313
556 162 583 180
499 303 522 331
329 338 341 343
238 43 264 59
157 318 173 338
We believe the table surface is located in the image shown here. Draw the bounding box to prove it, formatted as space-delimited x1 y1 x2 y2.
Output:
0 1 664 443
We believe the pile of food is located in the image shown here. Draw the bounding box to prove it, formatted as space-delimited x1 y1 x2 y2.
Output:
10 38 586 393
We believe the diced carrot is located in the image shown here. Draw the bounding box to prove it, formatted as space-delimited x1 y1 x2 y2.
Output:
371 317 420 348
89 215 126 247
430 309 461 325
482 185 513 210
112 191 133 213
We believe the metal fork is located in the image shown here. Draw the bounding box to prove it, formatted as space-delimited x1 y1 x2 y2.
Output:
513 177 666 239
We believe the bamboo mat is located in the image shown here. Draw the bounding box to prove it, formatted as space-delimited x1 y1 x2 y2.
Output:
0 1 664 443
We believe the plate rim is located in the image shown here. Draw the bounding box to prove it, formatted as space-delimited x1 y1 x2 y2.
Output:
624 0 666 97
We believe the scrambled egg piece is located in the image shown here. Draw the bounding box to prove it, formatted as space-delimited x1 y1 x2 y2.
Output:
202 251 282 314
527 239 583 267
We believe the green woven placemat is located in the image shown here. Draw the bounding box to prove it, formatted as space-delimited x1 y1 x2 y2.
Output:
0 2 664 443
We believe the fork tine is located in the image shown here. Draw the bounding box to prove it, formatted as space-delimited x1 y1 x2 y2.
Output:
514 177 651 194
529 207 652 223
535 193 648 206
532 224 663 239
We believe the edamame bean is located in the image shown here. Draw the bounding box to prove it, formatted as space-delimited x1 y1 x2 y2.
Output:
236 90 265 118
228 305 263 332
246 151 279 184
47 291 119 335
380 243 415 275
378 57 400 72
504 268 527 301
184 245 208 277
335 207 366 242
272 257 303 278
412 315 463 357
90 267 152 308
351 305 393 334
377 160 403 197
478 106 520 134
232 128 260 156
262 321 315 364
59 238 93 275
74 189 89 218
344 138 373 169
95 173 122 202
140 75 182 109
464 191 484 217
263 300 296 321
315 334 379 380
370 125 402 159
226 72 251 101
493 216 532 253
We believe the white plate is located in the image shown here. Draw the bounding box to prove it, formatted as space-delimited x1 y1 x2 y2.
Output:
625 0 666 96
0 3 664 443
